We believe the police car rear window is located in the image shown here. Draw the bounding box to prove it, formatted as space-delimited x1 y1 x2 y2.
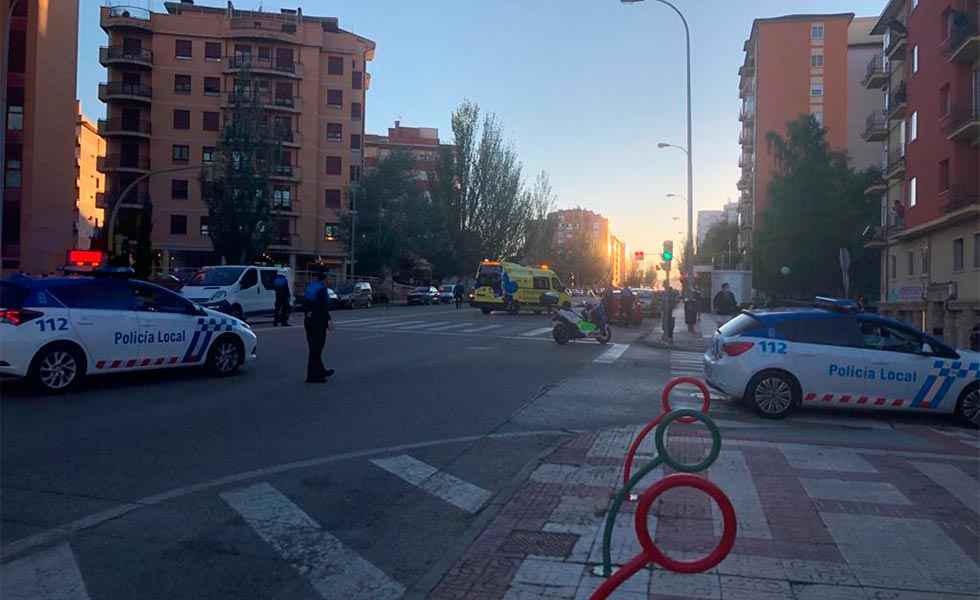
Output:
48 281 136 310
718 313 761 337
0 282 27 308
775 316 860 347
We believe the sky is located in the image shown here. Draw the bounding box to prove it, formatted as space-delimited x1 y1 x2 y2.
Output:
77 0 886 266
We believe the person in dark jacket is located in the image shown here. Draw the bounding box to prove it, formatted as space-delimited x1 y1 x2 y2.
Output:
272 273 291 326
453 282 464 310
303 272 334 383
713 283 738 315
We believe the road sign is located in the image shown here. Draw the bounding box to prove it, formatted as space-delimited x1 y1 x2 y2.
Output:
634 251 644 261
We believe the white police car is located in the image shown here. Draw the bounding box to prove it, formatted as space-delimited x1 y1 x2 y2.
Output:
704 298 980 425
0 273 257 392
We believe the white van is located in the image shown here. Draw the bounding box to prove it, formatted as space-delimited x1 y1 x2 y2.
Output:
181 265 293 319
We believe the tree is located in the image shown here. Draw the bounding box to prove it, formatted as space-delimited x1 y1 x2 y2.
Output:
698 221 739 268
201 68 282 264
753 115 879 299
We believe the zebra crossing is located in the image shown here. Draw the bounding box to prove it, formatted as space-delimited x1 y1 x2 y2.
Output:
1 452 495 600
325 314 560 341
670 349 705 377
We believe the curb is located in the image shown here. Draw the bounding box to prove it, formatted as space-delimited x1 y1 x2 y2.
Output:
640 337 709 353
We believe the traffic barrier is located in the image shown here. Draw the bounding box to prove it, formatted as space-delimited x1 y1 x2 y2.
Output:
591 408 736 598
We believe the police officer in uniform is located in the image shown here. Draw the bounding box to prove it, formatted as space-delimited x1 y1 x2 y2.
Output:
303 271 334 383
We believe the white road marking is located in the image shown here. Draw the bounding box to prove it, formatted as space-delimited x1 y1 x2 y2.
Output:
370 454 492 514
352 334 386 342
779 445 878 472
358 320 427 329
424 323 472 332
670 350 704 375
390 321 450 330
800 478 912 505
910 461 980 515
1 542 91 600
521 327 554 337
221 482 404 600
459 324 504 334
594 343 629 364
709 450 773 539
334 316 404 326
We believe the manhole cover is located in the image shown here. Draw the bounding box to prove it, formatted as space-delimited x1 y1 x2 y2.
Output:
498 530 578 557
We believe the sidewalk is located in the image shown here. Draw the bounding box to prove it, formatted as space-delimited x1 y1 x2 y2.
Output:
428 421 980 599
645 306 724 353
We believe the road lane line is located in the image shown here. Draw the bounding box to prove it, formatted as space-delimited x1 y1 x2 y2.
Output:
390 321 450 330
910 461 980 515
1 542 91 600
459 324 504 334
594 343 629 364
521 327 554 337
221 482 405 600
334 316 405 326
370 454 492 514
358 320 427 329
425 323 472 332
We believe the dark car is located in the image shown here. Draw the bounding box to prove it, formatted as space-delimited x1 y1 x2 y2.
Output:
407 286 439 305
147 272 183 292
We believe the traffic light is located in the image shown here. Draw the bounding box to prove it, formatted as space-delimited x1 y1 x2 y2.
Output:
661 240 674 262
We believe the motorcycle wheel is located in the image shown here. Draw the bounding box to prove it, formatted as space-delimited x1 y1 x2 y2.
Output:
596 327 611 345
553 324 570 345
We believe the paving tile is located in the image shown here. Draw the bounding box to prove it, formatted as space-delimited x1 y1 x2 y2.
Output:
649 569 721 599
718 575 793 600
780 558 859 586
503 582 576 599
778 446 878 473
790 583 868 600
709 450 773 539
512 557 584 588
799 478 912 505
714 553 785 579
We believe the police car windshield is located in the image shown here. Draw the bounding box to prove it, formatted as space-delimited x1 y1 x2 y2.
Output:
190 268 245 286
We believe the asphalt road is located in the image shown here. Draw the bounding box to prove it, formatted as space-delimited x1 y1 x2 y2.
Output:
0 301 654 599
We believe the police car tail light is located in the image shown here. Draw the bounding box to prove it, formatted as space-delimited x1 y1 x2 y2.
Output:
722 341 754 356
0 308 43 326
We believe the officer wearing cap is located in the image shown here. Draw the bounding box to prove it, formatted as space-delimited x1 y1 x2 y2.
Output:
302 270 334 383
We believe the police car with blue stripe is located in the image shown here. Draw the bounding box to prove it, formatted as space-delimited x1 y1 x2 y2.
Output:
704 297 980 425
0 269 257 392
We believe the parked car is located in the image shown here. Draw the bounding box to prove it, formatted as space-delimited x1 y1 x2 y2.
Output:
407 286 439 305
634 288 660 317
337 281 373 309
147 272 183 292
437 284 456 303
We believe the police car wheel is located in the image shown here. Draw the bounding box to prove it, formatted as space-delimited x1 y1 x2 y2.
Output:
31 344 84 392
207 336 242 376
955 384 980 428
748 371 798 419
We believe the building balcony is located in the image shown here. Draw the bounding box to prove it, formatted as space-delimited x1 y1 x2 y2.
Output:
221 92 302 113
98 154 150 174
96 185 150 210
739 75 753 99
736 172 751 191
100 5 152 32
944 103 980 143
275 130 302 148
223 56 303 79
864 173 887 196
883 24 907 61
98 81 152 103
99 46 152 68
945 15 979 63
738 152 753 169
738 129 753 148
229 14 299 42
862 52 889 88
739 62 755 78
861 111 889 142
97 117 151 138
884 153 906 180
942 186 980 213
885 86 907 121
739 102 755 122
270 165 302 182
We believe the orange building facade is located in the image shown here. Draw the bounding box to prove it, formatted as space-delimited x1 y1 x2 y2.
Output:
98 1 375 278
76 102 106 250
1 0 80 275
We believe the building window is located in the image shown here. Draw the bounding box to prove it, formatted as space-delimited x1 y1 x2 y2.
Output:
351 102 362 120
939 159 950 192
352 71 363 90
173 109 190 130
324 189 342 209
203 77 221 96
202 146 216 163
202 111 220 132
175 39 192 59
325 156 342 175
909 176 917 207
205 41 221 61
974 233 980 268
327 123 342 142
922 246 930 274
810 80 824 97
889 254 896 279
170 215 188 235
7 105 23 130
907 251 915 275
953 238 964 271
940 84 951 115
811 24 824 41
350 164 362 182
912 0 917 10
812 110 824 126
323 223 339 241
272 185 292 210
258 46 271 60
912 45 918 73
327 89 343 107
899 120 907 156
810 51 824 68
172 179 189 199
4 158 22 188
350 134 362 150
172 144 190 163
910 111 917 141
200 216 209 237
328 56 344 75
174 74 191 94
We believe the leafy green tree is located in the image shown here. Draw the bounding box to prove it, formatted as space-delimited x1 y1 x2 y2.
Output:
754 115 879 299
201 68 282 264
698 221 739 268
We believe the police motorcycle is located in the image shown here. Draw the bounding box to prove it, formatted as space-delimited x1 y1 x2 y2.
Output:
549 295 612 345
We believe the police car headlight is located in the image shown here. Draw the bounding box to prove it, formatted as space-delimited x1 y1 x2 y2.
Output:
210 291 227 302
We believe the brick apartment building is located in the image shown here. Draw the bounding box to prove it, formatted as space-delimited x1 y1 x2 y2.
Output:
1 0 80 275
364 121 453 197
737 13 882 269
610 235 626 287
76 102 106 250
97 1 375 279
864 0 979 348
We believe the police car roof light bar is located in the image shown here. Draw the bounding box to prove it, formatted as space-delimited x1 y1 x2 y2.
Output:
813 296 859 313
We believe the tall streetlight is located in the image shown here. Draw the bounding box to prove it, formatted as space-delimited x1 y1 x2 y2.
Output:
658 141 693 282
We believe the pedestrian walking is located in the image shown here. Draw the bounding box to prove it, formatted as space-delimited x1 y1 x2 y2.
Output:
453 282 464 310
713 282 738 316
303 271 334 383
272 272 291 327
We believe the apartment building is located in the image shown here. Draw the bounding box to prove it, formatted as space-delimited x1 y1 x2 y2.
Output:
1 0 80 275
737 13 882 269
610 235 626 287
551 208 610 254
76 102 106 250
98 1 375 279
864 0 979 348
364 121 453 197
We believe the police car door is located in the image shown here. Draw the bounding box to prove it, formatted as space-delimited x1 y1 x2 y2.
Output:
130 281 200 367
52 279 140 370
777 315 866 405
856 317 948 411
